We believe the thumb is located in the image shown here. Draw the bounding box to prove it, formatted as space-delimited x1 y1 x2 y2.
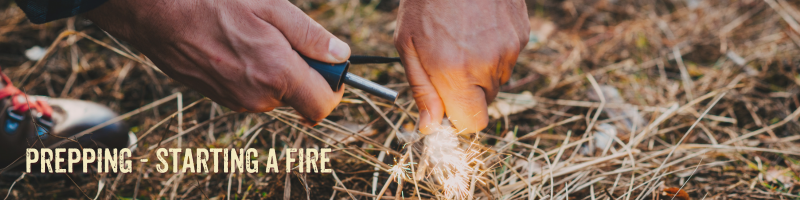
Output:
261 2 350 63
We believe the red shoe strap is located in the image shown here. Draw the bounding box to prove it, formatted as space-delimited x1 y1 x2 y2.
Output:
0 73 53 119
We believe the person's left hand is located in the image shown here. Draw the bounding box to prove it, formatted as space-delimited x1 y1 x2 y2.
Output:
394 0 529 134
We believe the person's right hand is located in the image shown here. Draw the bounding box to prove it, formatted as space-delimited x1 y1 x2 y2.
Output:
83 0 351 124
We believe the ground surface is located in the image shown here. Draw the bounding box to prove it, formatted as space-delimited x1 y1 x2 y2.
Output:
0 0 799 199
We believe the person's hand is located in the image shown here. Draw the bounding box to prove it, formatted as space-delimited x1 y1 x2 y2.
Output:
83 0 351 124
394 0 529 134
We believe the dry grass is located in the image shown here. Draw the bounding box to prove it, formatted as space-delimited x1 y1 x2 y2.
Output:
1 0 800 199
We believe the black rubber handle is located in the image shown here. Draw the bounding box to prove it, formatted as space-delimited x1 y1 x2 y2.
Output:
301 56 349 91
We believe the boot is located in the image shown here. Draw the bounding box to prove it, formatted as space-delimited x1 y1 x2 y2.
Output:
0 72 133 170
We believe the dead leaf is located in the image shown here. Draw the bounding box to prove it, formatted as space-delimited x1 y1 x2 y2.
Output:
514 159 544 175
661 187 690 200
587 85 646 131
526 17 557 49
488 91 538 119
594 123 618 150
765 167 797 188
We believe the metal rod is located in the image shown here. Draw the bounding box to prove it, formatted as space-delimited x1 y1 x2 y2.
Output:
343 72 398 102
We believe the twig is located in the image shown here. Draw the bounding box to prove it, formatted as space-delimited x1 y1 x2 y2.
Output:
332 170 358 200
518 115 584 140
644 91 727 197
131 162 145 200
208 102 218 143
766 0 800 33
3 173 25 200
673 46 695 100
584 74 606 136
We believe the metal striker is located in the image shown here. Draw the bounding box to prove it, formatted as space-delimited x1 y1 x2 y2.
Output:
301 55 399 102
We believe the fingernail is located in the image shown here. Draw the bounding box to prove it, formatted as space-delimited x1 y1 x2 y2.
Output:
328 38 349 63
418 109 431 135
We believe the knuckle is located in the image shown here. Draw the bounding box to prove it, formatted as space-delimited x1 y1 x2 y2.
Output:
410 88 432 100
301 21 327 50
297 22 312 47
519 33 530 50
518 25 531 49
393 35 406 46
411 89 439 104
505 37 523 54
393 35 414 52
